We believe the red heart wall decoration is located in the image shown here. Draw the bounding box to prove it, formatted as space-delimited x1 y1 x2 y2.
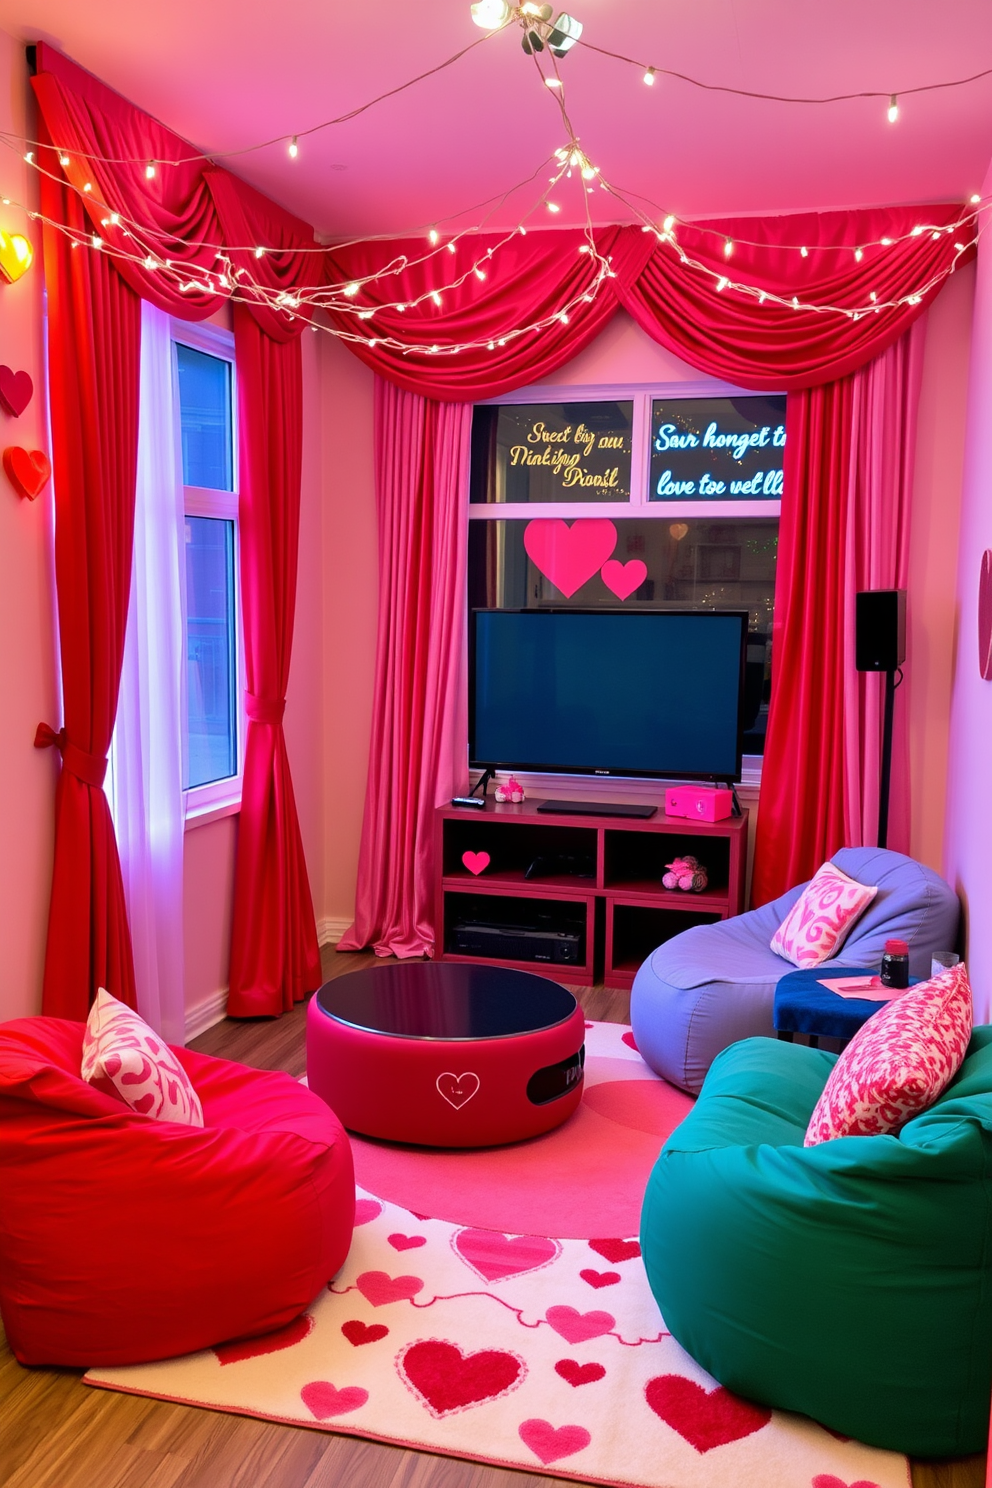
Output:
3 446 50 500
0 366 33 416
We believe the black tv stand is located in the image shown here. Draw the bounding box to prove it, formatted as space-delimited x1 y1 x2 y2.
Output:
536 799 657 820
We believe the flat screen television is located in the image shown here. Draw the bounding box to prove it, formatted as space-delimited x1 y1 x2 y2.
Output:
469 608 748 783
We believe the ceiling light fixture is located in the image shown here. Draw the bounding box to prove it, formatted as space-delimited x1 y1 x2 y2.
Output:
470 0 511 26
887 94 899 123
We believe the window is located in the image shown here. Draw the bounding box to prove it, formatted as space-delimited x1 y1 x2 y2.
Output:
467 386 783 763
174 326 243 816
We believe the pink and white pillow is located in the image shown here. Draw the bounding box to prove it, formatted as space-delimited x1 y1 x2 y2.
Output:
805 961 973 1145
770 860 878 969
81 987 204 1126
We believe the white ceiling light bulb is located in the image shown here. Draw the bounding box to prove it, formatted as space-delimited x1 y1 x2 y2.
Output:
663 215 675 232
971 193 982 204
887 94 899 123
428 227 439 246
643 68 655 86
145 161 156 179
288 136 299 158
470 0 510 27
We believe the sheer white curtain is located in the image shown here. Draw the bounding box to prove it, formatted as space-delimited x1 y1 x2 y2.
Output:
110 300 186 1042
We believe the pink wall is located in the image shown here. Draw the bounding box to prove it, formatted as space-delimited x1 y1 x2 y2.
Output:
944 158 992 1023
317 332 377 937
0 31 58 1022
181 319 328 1029
908 263 975 872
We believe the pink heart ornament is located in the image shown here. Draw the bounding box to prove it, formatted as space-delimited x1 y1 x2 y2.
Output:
545 1305 616 1343
601 557 647 600
462 850 490 875
523 518 618 598
436 1071 480 1109
300 1380 369 1419
453 1228 561 1282
519 1418 592 1464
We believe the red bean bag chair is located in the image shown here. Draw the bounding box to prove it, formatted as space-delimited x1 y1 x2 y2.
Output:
0 1016 355 1366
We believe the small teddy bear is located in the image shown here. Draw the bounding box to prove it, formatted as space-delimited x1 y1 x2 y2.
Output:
662 854 708 892
494 775 526 803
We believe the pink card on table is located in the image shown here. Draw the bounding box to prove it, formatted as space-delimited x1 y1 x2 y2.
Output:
818 975 892 1001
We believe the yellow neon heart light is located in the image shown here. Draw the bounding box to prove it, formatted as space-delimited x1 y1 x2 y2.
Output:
0 232 33 283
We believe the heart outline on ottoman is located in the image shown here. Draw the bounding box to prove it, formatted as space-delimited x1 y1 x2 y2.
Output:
397 1338 526 1418
436 1071 480 1109
0 366 33 416
3 446 50 500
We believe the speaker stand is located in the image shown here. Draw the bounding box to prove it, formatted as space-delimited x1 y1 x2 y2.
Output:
877 669 897 850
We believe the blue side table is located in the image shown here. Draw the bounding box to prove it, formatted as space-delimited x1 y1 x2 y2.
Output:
773 966 917 1048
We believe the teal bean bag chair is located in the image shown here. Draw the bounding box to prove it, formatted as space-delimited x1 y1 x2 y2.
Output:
640 1030 992 1457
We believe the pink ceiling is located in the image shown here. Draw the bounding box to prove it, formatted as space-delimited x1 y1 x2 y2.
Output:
2 0 992 238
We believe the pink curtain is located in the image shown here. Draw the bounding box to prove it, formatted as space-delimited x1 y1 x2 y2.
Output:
842 318 926 852
338 382 472 957
751 321 925 904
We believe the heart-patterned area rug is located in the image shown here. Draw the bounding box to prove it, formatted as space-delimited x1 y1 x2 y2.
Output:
86 1025 910 1488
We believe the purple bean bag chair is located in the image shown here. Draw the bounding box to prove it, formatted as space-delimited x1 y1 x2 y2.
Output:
630 847 960 1095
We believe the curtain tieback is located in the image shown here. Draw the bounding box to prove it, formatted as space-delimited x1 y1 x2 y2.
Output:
34 723 109 788
245 693 286 725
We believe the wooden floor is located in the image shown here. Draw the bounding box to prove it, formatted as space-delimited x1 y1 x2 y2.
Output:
0 948 984 1488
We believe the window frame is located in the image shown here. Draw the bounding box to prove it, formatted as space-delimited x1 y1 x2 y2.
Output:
171 318 246 829
468 377 785 787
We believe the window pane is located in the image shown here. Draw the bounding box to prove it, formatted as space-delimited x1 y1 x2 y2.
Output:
468 516 777 755
470 401 633 503
649 395 785 501
176 343 233 490
185 516 237 787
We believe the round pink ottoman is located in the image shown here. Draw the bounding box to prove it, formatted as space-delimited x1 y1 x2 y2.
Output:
306 963 585 1147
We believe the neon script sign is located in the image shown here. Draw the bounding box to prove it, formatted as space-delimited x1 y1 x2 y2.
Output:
475 400 633 504
649 395 786 501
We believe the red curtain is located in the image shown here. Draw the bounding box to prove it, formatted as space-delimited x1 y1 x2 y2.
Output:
749 379 855 905
228 309 321 1013
322 208 968 397
32 46 323 1020
35 126 141 1016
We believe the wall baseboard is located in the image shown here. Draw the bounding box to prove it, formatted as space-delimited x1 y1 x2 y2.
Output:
183 918 353 1044
184 987 229 1042
317 915 352 946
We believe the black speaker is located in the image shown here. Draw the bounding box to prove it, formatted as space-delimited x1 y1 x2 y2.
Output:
856 589 906 672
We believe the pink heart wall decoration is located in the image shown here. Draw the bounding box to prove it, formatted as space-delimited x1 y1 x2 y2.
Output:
601 558 647 600
462 850 490 875
523 518 617 597
0 366 33 416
